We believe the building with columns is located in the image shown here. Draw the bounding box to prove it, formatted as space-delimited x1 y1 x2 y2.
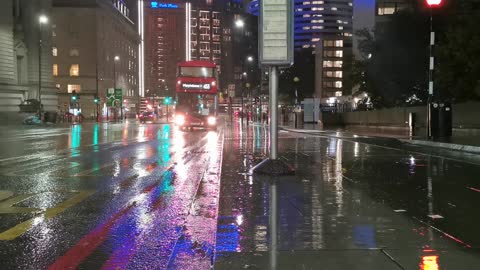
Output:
0 0 57 117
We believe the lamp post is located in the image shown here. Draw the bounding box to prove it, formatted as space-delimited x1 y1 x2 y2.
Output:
245 56 255 125
241 72 247 125
38 15 48 118
114 55 120 121
425 0 443 138
293 77 300 128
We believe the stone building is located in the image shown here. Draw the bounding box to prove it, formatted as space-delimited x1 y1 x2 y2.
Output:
0 0 57 118
52 0 140 118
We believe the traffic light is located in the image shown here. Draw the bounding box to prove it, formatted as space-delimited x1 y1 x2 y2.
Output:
71 92 78 102
425 0 442 7
164 96 171 105
94 96 100 104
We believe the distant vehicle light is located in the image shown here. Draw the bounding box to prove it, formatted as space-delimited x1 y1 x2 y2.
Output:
426 0 442 7
211 81 216 86
177 80 182 84
175 114 185 126
207 116 216 125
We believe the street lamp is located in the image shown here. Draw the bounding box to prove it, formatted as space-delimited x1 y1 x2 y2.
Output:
247 56 254 62
113 55 120 121
38 14 48 118
114 55 120 89
235 19 245 28
425 0 443 138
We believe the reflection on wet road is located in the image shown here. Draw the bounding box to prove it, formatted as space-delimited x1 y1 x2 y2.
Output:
1 120 480 269
216 123 480 269
0 121 223 269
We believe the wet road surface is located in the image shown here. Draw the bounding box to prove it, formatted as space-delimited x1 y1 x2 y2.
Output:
0 119 480 269
215 122 480 269
0 121 223 269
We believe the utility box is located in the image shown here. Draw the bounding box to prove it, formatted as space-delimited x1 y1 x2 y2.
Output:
438 102 452 138
431 101 452 138
303 98 320 123
430 102 440 138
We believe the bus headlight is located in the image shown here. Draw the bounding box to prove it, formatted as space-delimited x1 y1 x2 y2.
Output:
207 116 216 125
175 114 185 126
211 81 216 86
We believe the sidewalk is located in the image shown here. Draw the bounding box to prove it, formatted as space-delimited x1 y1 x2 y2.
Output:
215 123 480 269
280 121 480 154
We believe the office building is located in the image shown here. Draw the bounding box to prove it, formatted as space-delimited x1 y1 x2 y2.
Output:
143 0 254 99
247 0 353 49
144 1 186 97
52 0 140 117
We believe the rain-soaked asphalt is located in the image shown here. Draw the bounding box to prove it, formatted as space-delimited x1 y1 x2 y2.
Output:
0 120 223 269
215 122 480 269
0 118 479 269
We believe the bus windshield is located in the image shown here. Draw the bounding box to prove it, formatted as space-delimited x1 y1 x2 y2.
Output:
176 93 216 116
179 67 215 78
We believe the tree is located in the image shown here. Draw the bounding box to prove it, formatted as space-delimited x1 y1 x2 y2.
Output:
436 0 480 101
278 49 316 104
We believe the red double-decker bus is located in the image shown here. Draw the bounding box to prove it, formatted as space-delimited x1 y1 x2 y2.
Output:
175 60 219 130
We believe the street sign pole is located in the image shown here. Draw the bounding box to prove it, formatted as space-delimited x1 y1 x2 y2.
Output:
269 66 278 160
251 0 294 176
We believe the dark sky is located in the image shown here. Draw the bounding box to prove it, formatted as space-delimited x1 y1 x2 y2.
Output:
353 0 376 31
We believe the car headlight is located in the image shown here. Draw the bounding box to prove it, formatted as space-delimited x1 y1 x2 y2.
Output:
175 114 185 126
207 116 216 125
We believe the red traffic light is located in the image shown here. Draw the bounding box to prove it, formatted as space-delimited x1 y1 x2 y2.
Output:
425 0 443 7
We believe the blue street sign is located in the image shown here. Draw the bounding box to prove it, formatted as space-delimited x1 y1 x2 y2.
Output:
150 2 179 9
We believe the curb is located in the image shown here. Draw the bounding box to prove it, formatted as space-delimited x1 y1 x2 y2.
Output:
281 126 480 154
280 127 324 134
400 139 480 154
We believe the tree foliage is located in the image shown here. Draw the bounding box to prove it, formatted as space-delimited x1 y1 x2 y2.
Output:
278 49 316 104
436 0 480 101
353 0 480 106
355 9 430 108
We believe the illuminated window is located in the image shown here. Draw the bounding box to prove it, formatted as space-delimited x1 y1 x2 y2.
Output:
70 64 79 76
378 7 395 15
52 47 57 56
67 84 81 93
335 91 342 97
53 64 58 76
324 71 343 78
335 81 343 88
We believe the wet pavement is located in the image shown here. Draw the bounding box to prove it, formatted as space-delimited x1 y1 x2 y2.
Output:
0 118 479 269
215 121 480 269
0 120 223 269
